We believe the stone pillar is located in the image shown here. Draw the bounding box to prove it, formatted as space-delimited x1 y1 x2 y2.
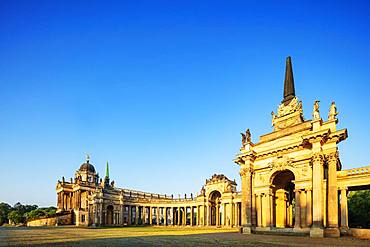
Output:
190 207 194 226
183 207 186 226
172 207 175 226
135 206 138 225
263 193 271 227
149 206 152 225
127 206 131 225
178 207 181 226
163 207 166 225
256 194 261 227
239 162 254 233
294 189 301 229
216 205 220 226
206 205 210 226
156 207 160 225
142 206 146 225
340 187 349 231
326 152 340 237
310 153 324 237
301 190 307 228
99 203 103 226
230 202 234 227
306 188 312 227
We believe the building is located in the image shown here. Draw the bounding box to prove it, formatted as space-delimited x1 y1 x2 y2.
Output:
56 57 370 237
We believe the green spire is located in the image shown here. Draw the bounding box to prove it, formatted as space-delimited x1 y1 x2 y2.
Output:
105 161 110 178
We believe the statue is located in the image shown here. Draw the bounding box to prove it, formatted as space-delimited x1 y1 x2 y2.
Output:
271 111 276 125
111 180 115 187
200 186 205 196
240 132 246 146
241 129 251 146
328 101 338 120
245 129 251 143
86 154 90 162
312 100 320 120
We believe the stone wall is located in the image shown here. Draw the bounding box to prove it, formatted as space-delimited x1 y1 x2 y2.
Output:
27 213 72 227
348 228 370 239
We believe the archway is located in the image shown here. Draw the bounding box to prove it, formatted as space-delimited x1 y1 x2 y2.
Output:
209 190 222 226
271 170 295 228
106 205 114 226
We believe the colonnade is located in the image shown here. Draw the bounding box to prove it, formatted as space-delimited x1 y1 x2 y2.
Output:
90 202 242 227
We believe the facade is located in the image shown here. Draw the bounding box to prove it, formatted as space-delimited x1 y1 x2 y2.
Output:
56 57 370 237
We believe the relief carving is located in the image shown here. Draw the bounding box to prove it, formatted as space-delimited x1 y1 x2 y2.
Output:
268 156 294 171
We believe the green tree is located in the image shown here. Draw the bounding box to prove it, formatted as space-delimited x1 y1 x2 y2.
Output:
26 207 57 221
8 210 25 225
0 203 12 225
348 190 370 228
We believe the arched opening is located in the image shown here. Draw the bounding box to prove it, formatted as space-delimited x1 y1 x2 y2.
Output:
106 205 114 226
209 190 222 226
271 170 295 228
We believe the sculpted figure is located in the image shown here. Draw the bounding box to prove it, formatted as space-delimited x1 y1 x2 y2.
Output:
312 100 320 120
271 111 276 124
328 101 338 120
240 132 246 146
245 129 251 143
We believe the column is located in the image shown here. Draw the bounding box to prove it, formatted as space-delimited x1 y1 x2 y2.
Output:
306 189 312 227
311 153 324 237
190 207 194 226
142 206 146 225
256 194 261 227
156 207 160 225
99 203 103 226
340 187 348 229
127 206 131 225
294 189 301 229
327 152 339 230
206 205 210 226
240 163 253 230
171 207 175 226
300 190 307 228
230 202 234 227
135 206 139 225
61 192 65 210
216 205 220 226
183 207 186 226
234 203 239 226
149 206 152 225
163 207 167 226
263 193 271 227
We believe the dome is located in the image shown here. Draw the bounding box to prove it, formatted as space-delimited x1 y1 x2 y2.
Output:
79 161 96 173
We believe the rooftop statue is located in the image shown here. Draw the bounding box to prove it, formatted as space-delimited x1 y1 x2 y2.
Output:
328 101 338 120
313 100 320 120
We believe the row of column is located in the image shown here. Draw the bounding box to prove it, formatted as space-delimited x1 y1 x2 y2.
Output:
125 206 198 226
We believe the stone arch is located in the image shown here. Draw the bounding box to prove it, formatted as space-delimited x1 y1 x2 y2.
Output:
208 190 222 226
270 170 295 228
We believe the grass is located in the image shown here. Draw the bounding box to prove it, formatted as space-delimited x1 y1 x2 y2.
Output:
0 226 369 246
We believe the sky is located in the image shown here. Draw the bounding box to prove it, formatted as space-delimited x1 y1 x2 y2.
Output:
0 1 370 207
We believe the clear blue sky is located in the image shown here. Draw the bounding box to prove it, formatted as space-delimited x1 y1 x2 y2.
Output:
1 1 369 207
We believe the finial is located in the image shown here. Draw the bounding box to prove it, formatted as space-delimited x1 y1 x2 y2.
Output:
105 161 110 178
86 154 90 163
282 56 296 104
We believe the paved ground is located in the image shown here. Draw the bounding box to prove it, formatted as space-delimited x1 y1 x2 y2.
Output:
0 226 369 247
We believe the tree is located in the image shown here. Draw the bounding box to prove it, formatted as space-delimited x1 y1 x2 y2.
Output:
348 190 370 228
8 210 25 225
0 203 12 225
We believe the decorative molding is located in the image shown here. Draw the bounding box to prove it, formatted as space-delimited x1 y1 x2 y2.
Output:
268 156 294 171
326 151 339 165
311 153 324 165
277 96 302 117
239 167 253 177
